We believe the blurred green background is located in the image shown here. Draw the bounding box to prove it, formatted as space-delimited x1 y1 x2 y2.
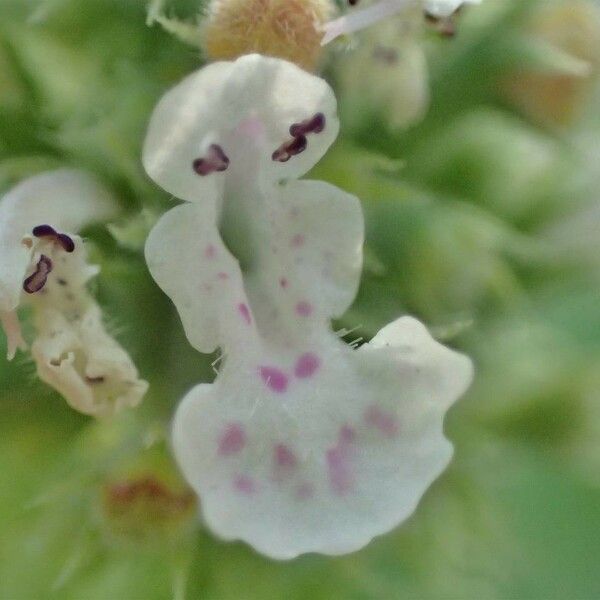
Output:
1 0 600 598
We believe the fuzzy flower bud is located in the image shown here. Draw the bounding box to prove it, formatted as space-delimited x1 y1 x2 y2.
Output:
202 0 335 71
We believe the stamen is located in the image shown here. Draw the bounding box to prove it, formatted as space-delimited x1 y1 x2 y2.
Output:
32 224 75 253
32 224 57 238
289 113 326 137
23 255 53 294
56 233 76 253
192 144 230 176
272 135 308 163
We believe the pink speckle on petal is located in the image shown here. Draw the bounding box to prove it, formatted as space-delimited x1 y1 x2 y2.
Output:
294 353 321 379
291 234 305 248
274 444 297 469
236 117 265 138
326 447 354 496
204 244 217 259
259 366 289 393
233 474 256 495
217 272 229 280
279 277 289 289
365 405 400 438
218 423 246 456
339 425 356 445
295 301 313 317
238 303 252 325
296 482 315 501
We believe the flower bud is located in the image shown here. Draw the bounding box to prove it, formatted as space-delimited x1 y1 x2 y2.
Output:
202 0 335 71
502 1 600 128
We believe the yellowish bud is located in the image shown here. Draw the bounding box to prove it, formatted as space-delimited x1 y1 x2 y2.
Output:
503 1 600 128
202 0 335 71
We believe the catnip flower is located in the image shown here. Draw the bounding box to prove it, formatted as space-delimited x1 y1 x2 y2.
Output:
321 0 482 45
0 170 148 417
143 54 473 559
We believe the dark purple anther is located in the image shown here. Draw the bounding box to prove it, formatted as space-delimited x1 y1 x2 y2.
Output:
289 113 326 138
56 233 75 253
272 135 308 163
32 225 75 253
192 144 230 176
23 255 53 294
32 224 57 238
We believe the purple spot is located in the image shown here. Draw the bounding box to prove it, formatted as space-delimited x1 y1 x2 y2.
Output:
296 482 315 501
291 234 305 248
279 277 289 289
294 353 321 379
259 366 289 393
217 272 229 280
326 447 354 496
233 474 255 495
295 301 313 317
218 423 246 456
339 425 356 445
236 117 265 138
238 303 252 325
204 244 217 259
274 444 297 469
364 405 400 438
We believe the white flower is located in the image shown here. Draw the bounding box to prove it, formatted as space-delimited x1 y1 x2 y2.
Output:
321 0 482 45
144 54 473 559
0 170 148 417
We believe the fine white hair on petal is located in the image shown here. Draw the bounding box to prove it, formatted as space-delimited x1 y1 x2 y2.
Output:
143 53 473 558
0 169 118 314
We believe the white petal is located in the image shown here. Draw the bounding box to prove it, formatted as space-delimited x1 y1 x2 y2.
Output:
321 0 409 45
0 169 118 314
145 202 252 353
0 310 26 359
142 54 339 203
145 179 363 354
172 318 472 559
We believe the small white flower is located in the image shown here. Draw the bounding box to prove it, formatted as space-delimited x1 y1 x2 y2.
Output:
321 0 482 45
144 54 473 559
0 170 148 417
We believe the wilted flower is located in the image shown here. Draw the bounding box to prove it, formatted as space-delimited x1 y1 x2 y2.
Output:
143 54 472 559
0 170 148 417
321 0 482 45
